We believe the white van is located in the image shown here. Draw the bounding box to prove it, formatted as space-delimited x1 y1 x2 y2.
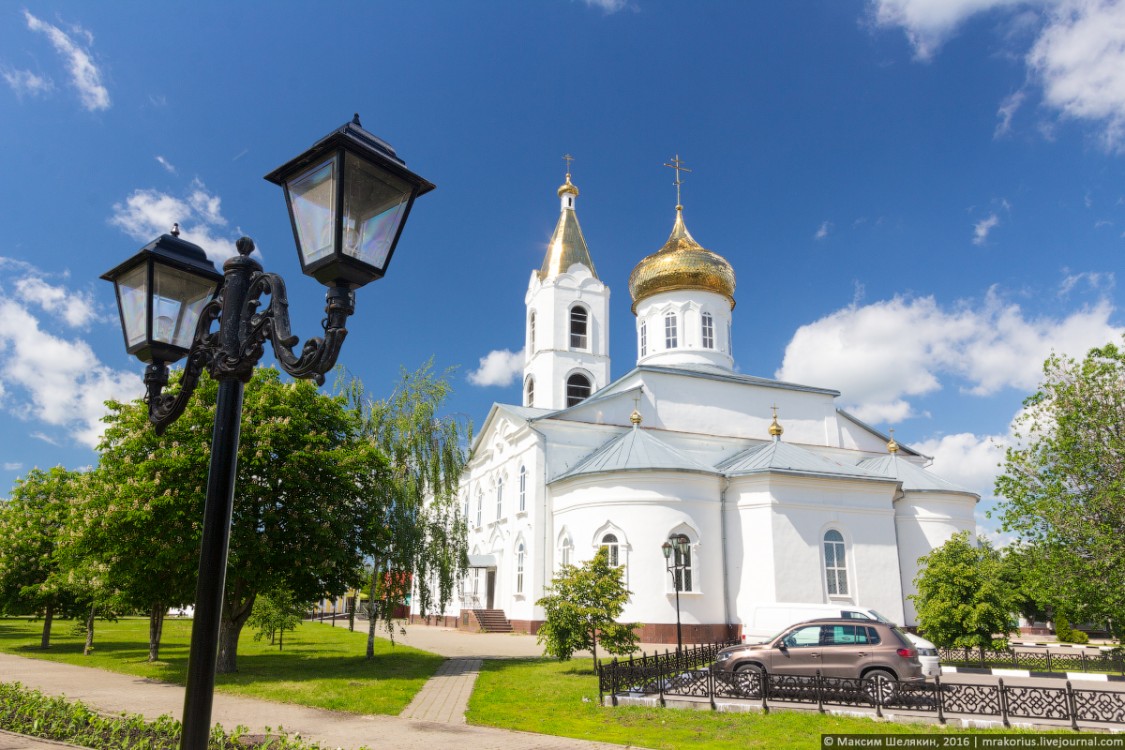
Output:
742 603 941 677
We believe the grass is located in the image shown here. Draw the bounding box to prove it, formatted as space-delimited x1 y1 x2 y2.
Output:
0 616 443 716
466 658 1054 750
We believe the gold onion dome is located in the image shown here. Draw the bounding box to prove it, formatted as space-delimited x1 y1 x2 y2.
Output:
558 174 579 197
628 206 736 313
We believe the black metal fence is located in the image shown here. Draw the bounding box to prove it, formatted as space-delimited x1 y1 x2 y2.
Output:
597 642 737 703
598 653 1125 729
939 647 1125 675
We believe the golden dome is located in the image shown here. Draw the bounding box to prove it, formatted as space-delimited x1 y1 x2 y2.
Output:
628 207 735 312
558 174 579 197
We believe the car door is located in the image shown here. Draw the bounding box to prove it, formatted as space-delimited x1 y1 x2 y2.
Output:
771 624 825 676
819 624 866 677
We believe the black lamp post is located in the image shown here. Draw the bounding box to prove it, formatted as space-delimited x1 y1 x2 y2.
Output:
102 115 433 750
661 533 691 652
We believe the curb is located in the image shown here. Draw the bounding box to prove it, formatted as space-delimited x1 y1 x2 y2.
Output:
941 665 1125 682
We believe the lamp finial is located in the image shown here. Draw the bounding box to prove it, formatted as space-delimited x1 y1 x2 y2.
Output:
171 223 180 237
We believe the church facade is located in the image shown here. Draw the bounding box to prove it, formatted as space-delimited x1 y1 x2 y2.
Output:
419 170 977 642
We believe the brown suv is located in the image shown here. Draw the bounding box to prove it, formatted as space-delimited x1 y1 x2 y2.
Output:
711 618 925 690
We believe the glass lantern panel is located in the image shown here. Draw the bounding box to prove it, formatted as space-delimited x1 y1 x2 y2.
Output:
287 157 337 266
115 263 148 348
152 263 218 349
342 151 412 271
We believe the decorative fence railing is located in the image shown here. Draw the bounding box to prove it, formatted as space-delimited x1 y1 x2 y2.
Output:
598 657 1125 729
939 647 1125 675
596 642 738 701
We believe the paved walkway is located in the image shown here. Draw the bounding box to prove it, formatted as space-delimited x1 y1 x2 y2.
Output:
0 622 645 750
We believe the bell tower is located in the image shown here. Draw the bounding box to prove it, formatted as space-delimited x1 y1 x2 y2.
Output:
523 158 610 410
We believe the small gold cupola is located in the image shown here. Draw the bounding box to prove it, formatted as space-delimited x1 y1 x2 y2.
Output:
628 156 735 313
539 155 597 280
887 428 899 454
768 405 784 439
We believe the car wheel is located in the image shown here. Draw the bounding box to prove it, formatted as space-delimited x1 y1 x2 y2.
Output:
862 669 897 705
734 663 764 698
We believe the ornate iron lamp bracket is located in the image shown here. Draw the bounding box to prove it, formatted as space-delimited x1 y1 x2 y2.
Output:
143 236 353 433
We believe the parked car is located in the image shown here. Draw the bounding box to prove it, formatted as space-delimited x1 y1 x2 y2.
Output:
712 618 925 698
741 603 942 677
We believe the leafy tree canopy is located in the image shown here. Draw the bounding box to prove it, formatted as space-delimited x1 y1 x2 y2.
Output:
536 547 639 665
994 341 1125 631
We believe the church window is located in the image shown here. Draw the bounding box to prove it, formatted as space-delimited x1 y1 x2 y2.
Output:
516 543 525 594
529 312 536 353
639 320 648 357
824 529 848 596
560 537 572 567
496 478 503 520
461 493 468 521
566 373 591 406
665 312 678 349
570 305 589 349
475 490 482 528
518 465 527 512
672 538 693 592
525 377 535 408
601 533 621 567
701 313 715 349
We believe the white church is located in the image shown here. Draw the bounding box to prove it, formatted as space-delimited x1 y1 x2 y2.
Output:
416 167 977 642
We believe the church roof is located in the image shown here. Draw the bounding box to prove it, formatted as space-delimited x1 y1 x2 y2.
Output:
551 425 715 483
858 454 978 496
718 439 894 483
539 175 597 280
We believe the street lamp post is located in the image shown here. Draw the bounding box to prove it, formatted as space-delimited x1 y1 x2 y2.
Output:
661 533 691 652
102 115 433 750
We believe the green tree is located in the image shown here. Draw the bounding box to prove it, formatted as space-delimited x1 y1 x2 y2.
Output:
911 531 1017 649
91 367 386 672
247 588 306 650
0 467 86 649
994 341 1125 632
344 362 469 659
536 547 639 665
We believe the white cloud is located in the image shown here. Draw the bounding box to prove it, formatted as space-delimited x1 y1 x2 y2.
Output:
468 348 525 387
973 213 1000 244
2 67 54 98
913 430 1009 497
995 89 1026 136
2 462 23 471
14 276 99 328
0 269 141 448
1028 0 1125 151
869 0 1031 60
776 291 1122 423
582 0 631 12
1059 269 1114 296
815 221 832 240
23 11 109 112
109 181 238 262
155 155 177 174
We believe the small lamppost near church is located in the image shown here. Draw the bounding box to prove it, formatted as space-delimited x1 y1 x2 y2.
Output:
102 115 433 750
661 533 691 652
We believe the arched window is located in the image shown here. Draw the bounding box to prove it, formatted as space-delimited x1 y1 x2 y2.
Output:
525 376 535 408
461 493 468 521
701 312 715 349
529 311 536 354
664 312 678 349
824 530 848 596
559 537 572 567
570 305 589 349
566 373 591 406
639 320 648 357
475 489 483 528
518 465 527 512
601 533 620 567
495 477 503 520
516 543 526 594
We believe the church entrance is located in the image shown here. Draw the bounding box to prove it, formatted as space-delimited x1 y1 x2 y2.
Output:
486 570 496 609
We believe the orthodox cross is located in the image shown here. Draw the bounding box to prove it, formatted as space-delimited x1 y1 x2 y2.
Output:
563 153 574 179
663 154 692 207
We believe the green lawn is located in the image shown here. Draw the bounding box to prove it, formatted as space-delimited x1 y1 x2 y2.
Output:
467 658 1047 750
0 617 443 715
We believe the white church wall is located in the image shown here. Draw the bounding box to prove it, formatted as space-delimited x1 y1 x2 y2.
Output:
727 486 778 625
894 492 978 625
550 471 726 627
635 289 733 370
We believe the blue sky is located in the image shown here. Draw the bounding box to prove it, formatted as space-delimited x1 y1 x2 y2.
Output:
1 0 1123 537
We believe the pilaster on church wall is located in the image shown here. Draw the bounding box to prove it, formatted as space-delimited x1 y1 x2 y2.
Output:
894 491 977 626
